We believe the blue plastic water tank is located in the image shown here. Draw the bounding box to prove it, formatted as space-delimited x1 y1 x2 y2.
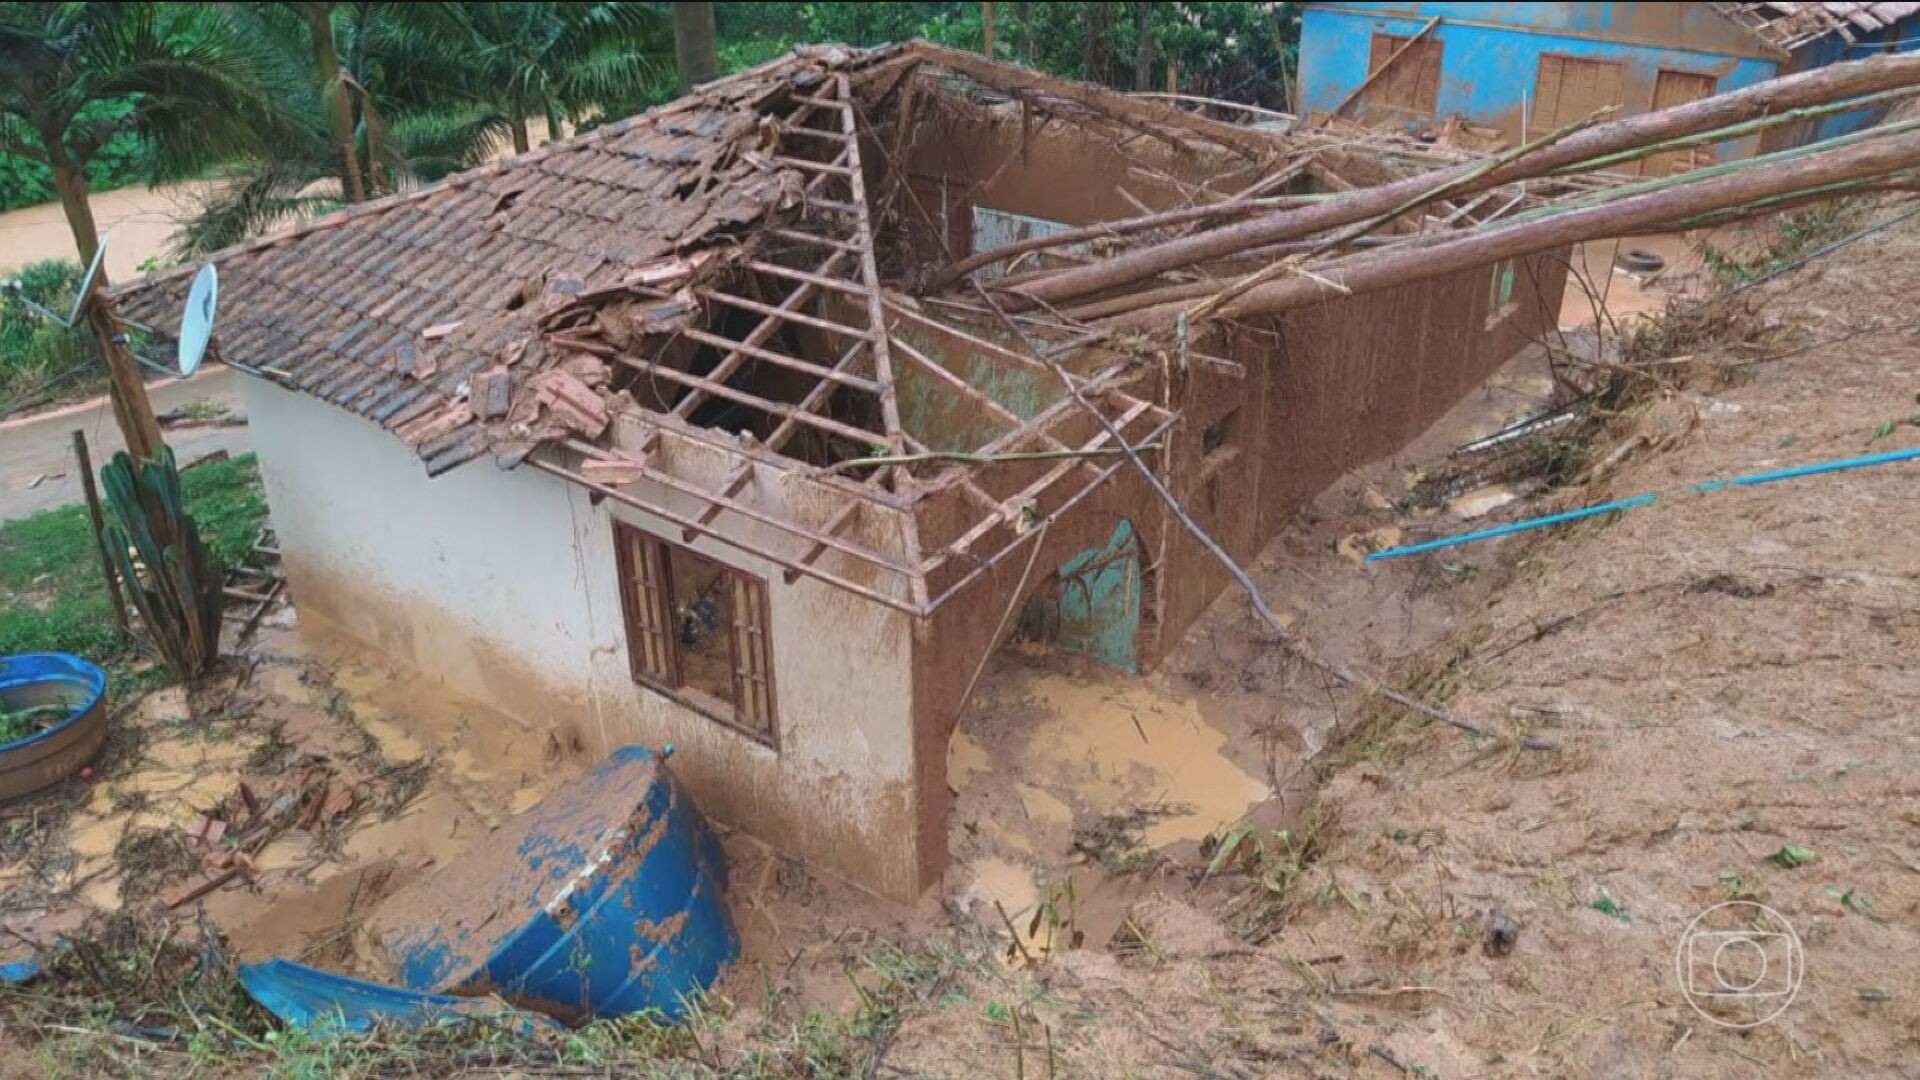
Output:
380 746 737 1023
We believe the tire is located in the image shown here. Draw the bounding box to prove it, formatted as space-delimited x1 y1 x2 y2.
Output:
1616 249 1665 273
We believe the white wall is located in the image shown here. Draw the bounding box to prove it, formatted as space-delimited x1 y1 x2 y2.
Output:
240 378 926 898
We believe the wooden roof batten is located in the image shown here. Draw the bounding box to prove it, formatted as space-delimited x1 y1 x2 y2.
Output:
524 62 1166 616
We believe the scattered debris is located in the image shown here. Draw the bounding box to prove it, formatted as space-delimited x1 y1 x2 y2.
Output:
1484 906 1520 957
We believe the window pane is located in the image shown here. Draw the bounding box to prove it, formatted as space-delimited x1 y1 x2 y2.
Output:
664 543 739 709
616 525 673 683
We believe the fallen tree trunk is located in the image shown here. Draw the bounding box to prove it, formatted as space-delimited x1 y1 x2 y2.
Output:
1004 53 1920 310
1105 129 1920 327
1082 118 1920 322
925 158 1320 290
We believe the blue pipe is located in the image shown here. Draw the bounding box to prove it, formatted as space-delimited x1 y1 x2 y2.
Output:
1367 495 1658 561
1367 445 1917 563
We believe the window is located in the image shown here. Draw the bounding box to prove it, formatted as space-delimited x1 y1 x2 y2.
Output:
1366 32 1443 115
614 523 777 745
1530 55 1624 136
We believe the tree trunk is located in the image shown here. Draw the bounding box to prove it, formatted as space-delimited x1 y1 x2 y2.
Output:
1134 2 1153 91
48 148 100 263
510 103 531 155
1081 2 1111 85
1008 52 1920 310
48 152 164 463
305 7 365 204
672 2 719 94
1112 128 1920 327
982 2 995 58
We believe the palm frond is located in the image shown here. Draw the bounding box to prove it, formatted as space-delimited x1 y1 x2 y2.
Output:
0 112 45 161
386 107 511 182
170 160 340 260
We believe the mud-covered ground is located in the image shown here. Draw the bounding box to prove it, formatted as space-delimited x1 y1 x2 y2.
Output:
702 209 1919 1077
1 210 1912 1077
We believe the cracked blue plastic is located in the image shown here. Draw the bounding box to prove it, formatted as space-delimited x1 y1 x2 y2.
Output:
385 746 736 1023
238 957 549 1034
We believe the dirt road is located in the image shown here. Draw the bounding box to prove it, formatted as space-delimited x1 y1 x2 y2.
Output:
0 120 560 281
0 181 219 281
0 365 250 522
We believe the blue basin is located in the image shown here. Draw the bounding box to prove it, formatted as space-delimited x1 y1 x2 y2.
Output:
0 653 108 801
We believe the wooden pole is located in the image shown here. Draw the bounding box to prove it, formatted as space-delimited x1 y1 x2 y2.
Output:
1318 16 1440 127
1002 53 1920 309
983 2 995 58
72 429 130 636
927 186 1312 289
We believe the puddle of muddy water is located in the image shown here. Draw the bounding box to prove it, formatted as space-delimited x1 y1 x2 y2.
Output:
1019 673 1271 849
946 650 1280 957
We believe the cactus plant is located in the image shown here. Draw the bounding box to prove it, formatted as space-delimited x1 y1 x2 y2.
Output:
100 447 223 677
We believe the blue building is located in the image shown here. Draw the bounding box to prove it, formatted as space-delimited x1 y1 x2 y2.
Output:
1298 3 1920 171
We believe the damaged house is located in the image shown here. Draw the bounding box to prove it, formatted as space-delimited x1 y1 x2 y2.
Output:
116 44 1573 901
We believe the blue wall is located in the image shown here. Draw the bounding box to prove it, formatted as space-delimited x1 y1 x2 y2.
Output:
1299 3 1781 159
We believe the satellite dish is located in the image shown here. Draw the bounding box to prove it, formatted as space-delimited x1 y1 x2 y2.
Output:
64 234 111 328
177 264 218 377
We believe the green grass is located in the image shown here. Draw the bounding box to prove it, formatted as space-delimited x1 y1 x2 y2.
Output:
0 260 109 419
10 936 980 1079
0 453 267 698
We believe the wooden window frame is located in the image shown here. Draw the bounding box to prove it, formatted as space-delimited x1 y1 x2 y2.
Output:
614 521 779 748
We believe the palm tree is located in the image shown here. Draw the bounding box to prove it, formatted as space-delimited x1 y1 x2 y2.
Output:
174 4 508 256
450 3 673 154
277 2 366 202
0 2 278 460
0 3 276 263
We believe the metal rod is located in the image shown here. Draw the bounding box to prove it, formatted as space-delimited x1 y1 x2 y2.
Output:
529 455 921 614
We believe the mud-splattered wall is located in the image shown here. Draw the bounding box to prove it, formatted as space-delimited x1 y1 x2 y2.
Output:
240 377 930 901
1298 3 1780 157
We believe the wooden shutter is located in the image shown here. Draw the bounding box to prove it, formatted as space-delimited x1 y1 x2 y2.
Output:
727 573 776 742
1643 71 1719 176
1367 33 1443 115
1532 55 1624 135
615 526 675 684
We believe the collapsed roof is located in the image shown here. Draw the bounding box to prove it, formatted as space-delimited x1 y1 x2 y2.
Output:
115 42 1594 614
1719 2 1920 48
